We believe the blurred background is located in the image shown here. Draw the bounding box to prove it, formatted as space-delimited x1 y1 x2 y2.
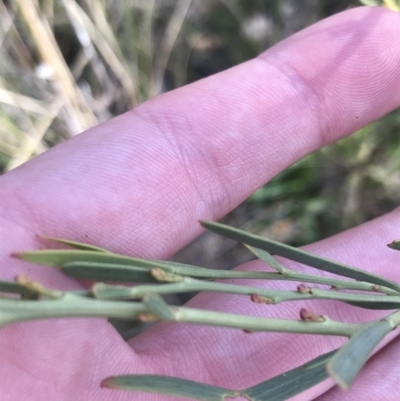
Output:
1 0 400 273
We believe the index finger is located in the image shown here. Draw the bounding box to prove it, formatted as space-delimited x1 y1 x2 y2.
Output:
1 6 400 262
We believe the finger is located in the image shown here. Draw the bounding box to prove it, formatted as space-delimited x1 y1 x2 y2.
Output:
1 7 400 264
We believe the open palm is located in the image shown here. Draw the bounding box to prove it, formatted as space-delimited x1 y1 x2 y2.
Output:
1 7 400 401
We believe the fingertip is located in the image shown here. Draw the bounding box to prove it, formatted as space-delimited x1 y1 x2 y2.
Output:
259 6 400 146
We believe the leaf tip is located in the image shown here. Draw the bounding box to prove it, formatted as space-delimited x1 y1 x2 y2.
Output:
100 377 115 388
199 220 210 227
325 363 350 390
387 240 400 251
11 252 24 260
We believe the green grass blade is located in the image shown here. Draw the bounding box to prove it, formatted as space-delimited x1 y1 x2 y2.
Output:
326 321 392 389
101 375 238 401
243 349 337 401
38 236 111 253
201 221 400 292
62 262 159 282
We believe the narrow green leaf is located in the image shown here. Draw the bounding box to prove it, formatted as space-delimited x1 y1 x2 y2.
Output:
14 250 162 268
39 235 111 253
387 239 400 251
101 375 238 401
14 250 220 278
344 300 400 310
102 352 338 401
142 293 176 320
201 221 400 293
13 250 291 281
326 321 392 389
62 262 159 282
243 349 337 401
245 245 287 274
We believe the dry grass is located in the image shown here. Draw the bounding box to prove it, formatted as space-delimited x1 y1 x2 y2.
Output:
0 0 195 171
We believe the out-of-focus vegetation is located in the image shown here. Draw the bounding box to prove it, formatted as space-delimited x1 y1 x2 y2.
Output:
0 0 399 270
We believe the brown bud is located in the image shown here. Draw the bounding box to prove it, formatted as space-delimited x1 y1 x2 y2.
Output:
251 293 273 304
299 308 325 322
297 284 311 293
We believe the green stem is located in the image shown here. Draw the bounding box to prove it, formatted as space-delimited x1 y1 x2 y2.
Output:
281 272 398 295
15 250 398 295
0 293 364 336
164 303 363 337
0 293 148 328
93 278 400 309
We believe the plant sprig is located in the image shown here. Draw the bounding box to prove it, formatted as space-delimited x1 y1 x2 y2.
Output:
3 221 400 400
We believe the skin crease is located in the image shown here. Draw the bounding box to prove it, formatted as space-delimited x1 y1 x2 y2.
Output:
1 5 400 401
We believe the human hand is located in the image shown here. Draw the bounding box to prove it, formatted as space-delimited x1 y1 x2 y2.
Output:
1 6 400 401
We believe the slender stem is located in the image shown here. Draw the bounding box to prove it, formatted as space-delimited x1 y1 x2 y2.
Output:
170 307 363 337
180 268 398 295
269 270 397 295
93 278 400 308
0 293 147 328
82 263 398 295
273 270 398 295
0 293 365 336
